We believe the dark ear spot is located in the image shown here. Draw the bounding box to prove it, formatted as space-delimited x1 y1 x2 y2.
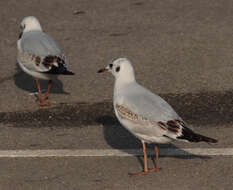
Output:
116 66 120 72
20 24 25 30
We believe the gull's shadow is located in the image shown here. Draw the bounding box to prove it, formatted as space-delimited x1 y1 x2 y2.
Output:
96 115 210 170
14 63 69 94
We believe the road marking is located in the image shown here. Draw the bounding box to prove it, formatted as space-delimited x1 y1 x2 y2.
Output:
0 148 232 158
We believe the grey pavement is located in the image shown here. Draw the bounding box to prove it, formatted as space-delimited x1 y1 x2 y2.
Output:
0 157 232 190
0 0 233 189
1 0 233 112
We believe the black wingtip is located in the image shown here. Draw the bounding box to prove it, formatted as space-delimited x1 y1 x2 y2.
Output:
202 136 218 143
42 56 75 75
178 133 218 143
178 126 218 143
62 70 75 75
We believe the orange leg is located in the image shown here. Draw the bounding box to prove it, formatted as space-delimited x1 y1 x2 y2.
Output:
35 79 43 102
40 80 52 106
42 80 52 101
149 145 160 172
129 141 149 176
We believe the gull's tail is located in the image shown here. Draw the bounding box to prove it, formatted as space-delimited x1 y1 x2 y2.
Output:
43 56 75 75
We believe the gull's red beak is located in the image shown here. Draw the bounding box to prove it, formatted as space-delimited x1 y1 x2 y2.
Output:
97 68 108 73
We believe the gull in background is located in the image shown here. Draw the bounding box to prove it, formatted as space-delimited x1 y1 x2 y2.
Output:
98 58 218 176
17 16 74 106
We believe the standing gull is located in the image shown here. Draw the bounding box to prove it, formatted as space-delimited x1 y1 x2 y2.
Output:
17 16 74 106
98 58 217 176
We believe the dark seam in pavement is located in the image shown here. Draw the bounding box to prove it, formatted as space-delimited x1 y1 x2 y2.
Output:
0 90 233 128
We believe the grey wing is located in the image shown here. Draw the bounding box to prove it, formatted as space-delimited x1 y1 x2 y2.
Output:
115 104 184 141
115 83 184 140
19 31 63 72
118 83 181 122
20 31 62 57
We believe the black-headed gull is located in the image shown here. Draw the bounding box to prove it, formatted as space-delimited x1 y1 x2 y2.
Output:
17 16 74 106
98 58 217 176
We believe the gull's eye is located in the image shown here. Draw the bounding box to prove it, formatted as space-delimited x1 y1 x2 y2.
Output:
109 64 113 68
116 66 120 72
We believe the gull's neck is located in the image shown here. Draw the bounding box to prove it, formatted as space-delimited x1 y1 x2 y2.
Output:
114 73 136 96
24 25 42 33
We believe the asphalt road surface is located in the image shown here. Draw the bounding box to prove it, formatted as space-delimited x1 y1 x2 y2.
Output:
0 0 233 189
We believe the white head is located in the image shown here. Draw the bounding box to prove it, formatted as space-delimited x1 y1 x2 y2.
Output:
98 58 136 84
19 16 42 38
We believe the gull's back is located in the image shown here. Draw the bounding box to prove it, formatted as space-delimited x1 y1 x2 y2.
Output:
114 82 181 123
20 31 62 57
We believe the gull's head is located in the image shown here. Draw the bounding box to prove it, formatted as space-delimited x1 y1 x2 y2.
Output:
98 58 135 83
19 16 42 39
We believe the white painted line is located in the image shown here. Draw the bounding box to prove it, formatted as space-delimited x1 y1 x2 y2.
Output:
0 148 232 158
